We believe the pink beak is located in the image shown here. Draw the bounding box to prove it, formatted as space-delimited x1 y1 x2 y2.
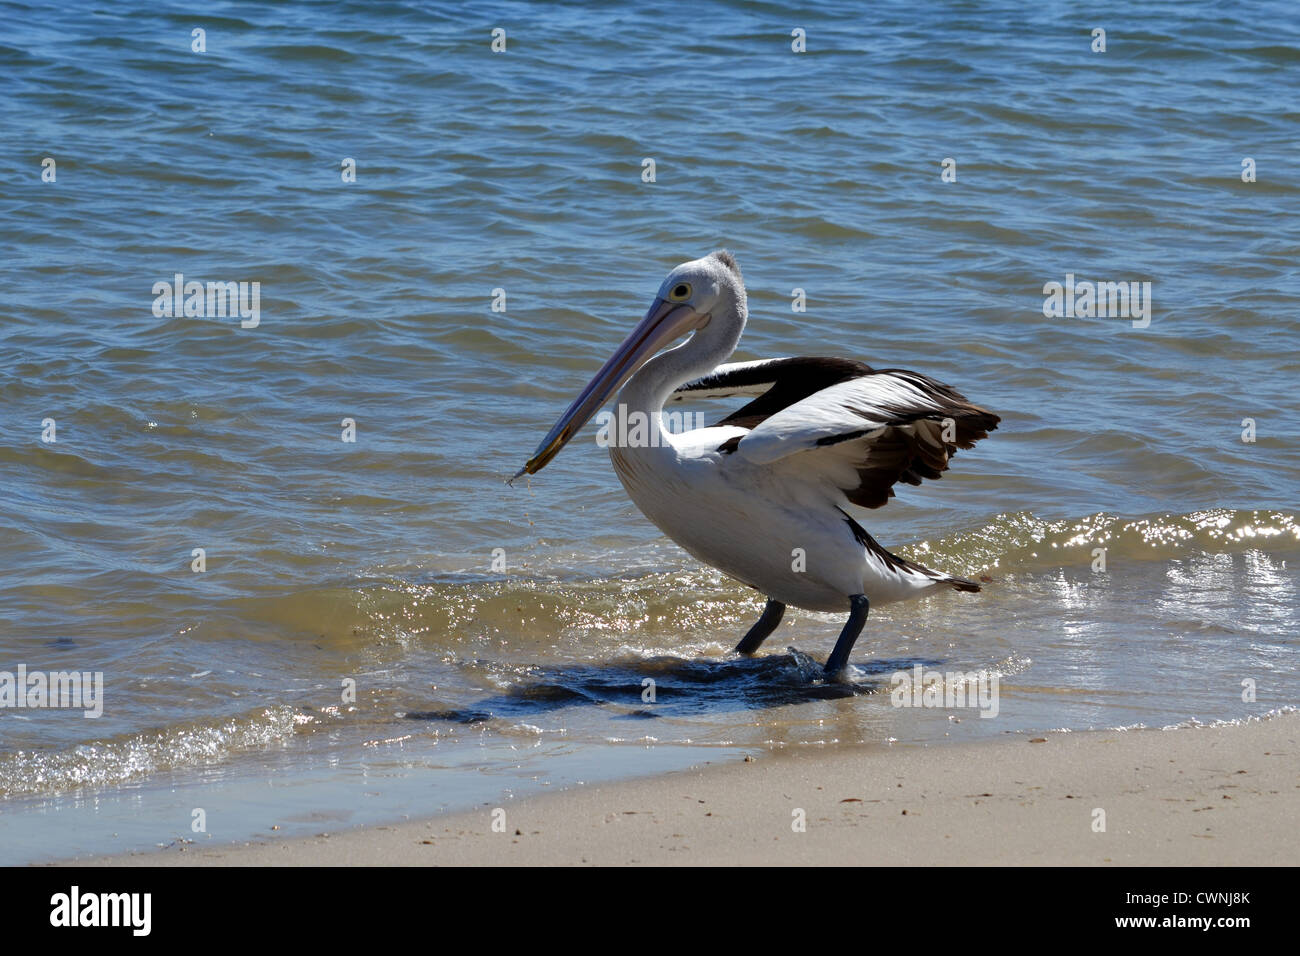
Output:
511 297 708 481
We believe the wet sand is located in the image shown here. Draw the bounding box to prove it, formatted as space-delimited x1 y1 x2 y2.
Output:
62 713 1298 866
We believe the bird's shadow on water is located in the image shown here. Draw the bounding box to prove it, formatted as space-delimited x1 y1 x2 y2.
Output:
405 650 943 725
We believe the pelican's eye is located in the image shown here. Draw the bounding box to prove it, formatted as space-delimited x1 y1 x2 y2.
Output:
668 282 692 302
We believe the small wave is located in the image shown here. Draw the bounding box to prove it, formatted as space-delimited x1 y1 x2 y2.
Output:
189 509 1300 655
905 508 1300 577
0 705 305 798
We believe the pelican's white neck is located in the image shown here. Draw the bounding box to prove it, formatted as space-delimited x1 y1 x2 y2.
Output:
616 291 746 422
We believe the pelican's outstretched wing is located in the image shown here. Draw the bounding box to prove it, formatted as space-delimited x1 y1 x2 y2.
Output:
673 357 1000 509
670 356 875 416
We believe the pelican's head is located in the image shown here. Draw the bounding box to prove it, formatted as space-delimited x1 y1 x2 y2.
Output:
511 250 744 481
653 249 745 323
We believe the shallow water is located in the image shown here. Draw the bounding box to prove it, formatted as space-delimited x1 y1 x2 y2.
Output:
1 0 1297 862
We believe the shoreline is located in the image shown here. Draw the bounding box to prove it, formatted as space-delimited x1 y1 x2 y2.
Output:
58 713 1299 866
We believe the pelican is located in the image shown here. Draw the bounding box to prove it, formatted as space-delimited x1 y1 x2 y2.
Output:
511 251 1000 675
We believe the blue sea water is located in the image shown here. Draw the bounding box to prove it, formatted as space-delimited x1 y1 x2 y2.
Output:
0 0 1297 863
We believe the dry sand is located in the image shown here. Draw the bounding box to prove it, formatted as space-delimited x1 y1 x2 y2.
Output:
65 714 1298 866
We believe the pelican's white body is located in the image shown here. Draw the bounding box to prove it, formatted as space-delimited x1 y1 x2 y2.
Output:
610 423 939 612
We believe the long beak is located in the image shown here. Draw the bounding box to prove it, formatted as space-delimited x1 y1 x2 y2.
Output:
510 297 708 482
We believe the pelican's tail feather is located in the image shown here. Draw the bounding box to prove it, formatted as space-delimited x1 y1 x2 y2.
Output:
841 509 981 593
942 574 981 593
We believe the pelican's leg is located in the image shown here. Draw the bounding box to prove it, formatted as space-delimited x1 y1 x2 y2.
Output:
824 595 870 675
735 599 786 655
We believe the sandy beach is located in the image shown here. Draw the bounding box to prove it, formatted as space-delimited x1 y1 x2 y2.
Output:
63 713 1298 867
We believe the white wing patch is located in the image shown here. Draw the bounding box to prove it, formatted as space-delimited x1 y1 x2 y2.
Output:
735 374 945 465
666 358 793 403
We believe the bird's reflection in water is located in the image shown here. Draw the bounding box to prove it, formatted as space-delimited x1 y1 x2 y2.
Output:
405 652 943 725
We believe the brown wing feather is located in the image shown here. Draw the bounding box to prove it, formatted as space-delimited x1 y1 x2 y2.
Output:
836 370 1000 508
